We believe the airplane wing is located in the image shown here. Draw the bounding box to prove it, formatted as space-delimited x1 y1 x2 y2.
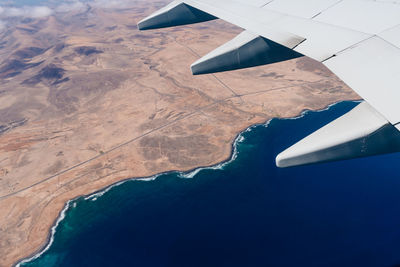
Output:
138 0 400 167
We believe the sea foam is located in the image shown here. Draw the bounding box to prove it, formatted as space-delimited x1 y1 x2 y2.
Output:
179 125 251 179
84 174 161 201
283 100 361 121
16 200 73 266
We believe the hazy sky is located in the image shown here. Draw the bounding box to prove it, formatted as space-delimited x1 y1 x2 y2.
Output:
0 0 92 7
0 0 138 29
0 0 53 7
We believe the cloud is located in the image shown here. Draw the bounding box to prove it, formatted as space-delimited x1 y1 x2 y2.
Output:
0 0 135 20
30 6 53 18
0 20 5 30
1 6 53 18
54 0 136 11
82 0 136 9
91 0 130 8
56 1 86 13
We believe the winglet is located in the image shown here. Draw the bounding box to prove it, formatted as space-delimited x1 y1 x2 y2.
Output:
276 102 400 168
137 0 216 30
191 30 302 75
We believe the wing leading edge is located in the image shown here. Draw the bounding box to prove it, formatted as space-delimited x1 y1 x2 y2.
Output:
138 0 400 167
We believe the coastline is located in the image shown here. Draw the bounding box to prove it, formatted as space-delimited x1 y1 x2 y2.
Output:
14 110 261 267
14 99 360 267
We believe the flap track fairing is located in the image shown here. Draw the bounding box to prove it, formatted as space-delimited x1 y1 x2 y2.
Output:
276 102 400 167
137 0 217 30
191 30 303 75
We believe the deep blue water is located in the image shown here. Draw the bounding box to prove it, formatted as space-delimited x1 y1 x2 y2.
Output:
21 101 400 267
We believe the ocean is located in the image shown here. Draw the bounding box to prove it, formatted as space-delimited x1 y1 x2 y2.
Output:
20 101 400 267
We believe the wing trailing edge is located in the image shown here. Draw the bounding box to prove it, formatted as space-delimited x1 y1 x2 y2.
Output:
276 102 400 168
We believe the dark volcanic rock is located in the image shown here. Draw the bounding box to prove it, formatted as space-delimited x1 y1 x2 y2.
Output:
0 118 28 135
22 64 65 85
22 76 41 86
1 60 26 73
40 65 64 79
106 25 117 31
52 77 70 85
13 47 44 59
74 46 103 56
54 43 67 53
16 27 38 34
3 71 22 78
0 60 25 77
0 41 7 49
0 59 43 79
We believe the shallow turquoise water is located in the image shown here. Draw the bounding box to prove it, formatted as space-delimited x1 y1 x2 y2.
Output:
20 101 400 267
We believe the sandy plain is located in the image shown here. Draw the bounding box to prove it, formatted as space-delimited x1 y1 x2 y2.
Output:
0 1 359 266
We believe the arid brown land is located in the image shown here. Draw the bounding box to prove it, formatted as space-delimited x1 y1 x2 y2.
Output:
0 1 359 266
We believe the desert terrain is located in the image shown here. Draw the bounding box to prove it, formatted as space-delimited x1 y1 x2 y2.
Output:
0 1 359 266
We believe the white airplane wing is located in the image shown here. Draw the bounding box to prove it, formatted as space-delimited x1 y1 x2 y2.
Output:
138 0 400 167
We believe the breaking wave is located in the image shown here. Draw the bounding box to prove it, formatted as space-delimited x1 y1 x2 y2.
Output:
16 200 73 267
178 122 259 179
283 100 361 121
84 174 162 202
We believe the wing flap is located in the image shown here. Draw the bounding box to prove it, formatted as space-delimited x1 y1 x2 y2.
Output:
185 0 306 49
324 36 400 125
313 0 400 34
268 16 371 61
379 25 400 49
264 0 342 19
188 0 372 61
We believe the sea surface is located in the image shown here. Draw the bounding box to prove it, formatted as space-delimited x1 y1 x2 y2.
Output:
20 101 400 267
